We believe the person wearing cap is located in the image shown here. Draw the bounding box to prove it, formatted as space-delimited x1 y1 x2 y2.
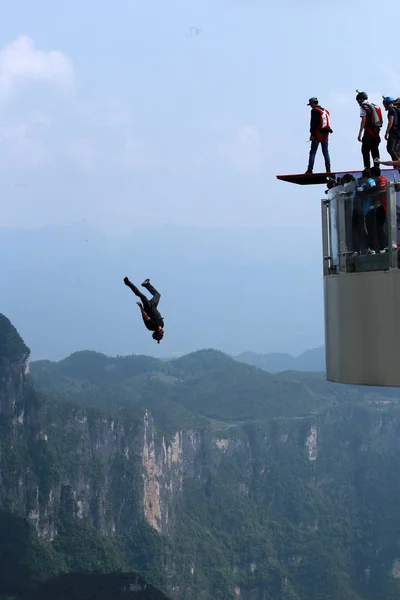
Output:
123 277 165 343
382 97 400 161
305 97 332 174
355 91 383 169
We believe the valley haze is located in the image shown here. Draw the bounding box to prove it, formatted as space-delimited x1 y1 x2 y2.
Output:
0 223 324 361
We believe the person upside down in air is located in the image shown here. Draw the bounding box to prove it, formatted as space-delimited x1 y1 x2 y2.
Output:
123 277 164 343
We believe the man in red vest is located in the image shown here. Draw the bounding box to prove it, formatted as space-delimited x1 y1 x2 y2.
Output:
370 165 389 252
305 97 332 174
356 91 383 169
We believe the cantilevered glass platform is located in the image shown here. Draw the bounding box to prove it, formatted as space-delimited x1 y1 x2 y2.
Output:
278 168 400 387
276 168 398 186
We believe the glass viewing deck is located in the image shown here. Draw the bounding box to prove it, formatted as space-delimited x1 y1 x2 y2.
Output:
277 167 400 387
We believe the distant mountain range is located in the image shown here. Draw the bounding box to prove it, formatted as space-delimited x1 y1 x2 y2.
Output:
234 346 326 373
160 346 326 374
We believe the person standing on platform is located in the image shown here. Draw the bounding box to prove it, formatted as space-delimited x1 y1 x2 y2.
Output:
382 97 400 162
356 91 383 169
305 97 332 174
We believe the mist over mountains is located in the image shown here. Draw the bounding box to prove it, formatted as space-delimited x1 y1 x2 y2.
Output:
1 222 324 361
235 346 325 373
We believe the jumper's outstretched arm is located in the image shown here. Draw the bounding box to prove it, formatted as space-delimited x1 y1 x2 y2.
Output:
136 302 151 321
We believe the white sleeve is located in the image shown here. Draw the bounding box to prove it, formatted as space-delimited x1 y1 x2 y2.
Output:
360 107 366 118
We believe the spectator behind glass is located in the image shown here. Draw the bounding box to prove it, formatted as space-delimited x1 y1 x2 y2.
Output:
355 169 379 254
351 171 369 255
370 165 389 252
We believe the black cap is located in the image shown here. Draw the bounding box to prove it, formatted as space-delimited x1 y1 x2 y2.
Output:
307 97 318 106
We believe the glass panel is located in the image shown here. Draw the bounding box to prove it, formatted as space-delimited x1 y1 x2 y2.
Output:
329 192 338 267
323 176 398 275
396 185 400 245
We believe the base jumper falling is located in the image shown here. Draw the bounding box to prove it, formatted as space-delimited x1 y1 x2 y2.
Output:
123 277 165 343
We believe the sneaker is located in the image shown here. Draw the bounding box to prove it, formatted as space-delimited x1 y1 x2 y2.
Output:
367 249 376 255
305 170 313 174
141 278 150 286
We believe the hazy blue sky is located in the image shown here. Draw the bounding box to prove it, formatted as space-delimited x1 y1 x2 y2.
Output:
1 0 399 359
1 0 398 234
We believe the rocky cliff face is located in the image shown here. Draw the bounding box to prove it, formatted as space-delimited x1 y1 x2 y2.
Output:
0 317 220 553
0 314 192 544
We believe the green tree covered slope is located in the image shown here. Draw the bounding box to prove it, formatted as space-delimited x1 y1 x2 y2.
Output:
1 314 400 599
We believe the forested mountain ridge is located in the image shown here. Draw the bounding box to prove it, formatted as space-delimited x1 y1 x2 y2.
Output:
2 313 400 599
30 348 335 429
234 346 326 373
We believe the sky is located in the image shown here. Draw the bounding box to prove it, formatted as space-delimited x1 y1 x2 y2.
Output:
1 0 399 358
